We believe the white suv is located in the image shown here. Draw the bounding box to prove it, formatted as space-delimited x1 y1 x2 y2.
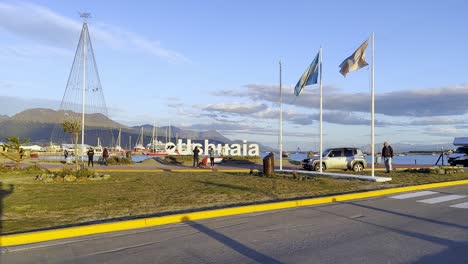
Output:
302 148 367 172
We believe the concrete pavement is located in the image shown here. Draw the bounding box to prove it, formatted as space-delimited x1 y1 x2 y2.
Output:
2 185 468 263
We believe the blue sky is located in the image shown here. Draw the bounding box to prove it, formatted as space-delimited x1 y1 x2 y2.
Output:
0 0 467 150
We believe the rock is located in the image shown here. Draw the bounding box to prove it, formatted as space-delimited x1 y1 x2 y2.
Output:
44 177 54 183
103 174 111 180
64 175 77 182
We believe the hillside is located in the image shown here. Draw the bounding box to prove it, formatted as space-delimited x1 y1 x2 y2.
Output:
0 108 268 148
134 125 231 143
11 108 127 128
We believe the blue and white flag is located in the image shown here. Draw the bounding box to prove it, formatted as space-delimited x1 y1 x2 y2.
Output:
294 52 320 96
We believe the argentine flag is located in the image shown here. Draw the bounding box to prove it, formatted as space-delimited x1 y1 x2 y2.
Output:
294 52 320 96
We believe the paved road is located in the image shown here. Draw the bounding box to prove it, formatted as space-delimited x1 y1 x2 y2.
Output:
2 185 468 264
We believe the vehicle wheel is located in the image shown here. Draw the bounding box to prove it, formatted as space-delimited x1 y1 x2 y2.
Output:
314 163 326 171
352 163 364 172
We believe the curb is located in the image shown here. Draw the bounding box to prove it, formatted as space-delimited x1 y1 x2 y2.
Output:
47 168 257 173
2 179 468 247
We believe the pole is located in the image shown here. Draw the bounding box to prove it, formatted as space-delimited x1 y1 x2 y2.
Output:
279 60 283 171
371 32 375 177
319 48 323 172
81 23 87 163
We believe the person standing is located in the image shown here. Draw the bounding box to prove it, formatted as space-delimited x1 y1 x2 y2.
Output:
64 149 68 160
102 148 109 166
193 146 200 168
87 147 95 167
208 147 215 168
382 142 394 173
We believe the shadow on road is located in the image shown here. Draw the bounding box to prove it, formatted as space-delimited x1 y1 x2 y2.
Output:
314 202 468 263
182 216 284 264
0 181 14 244
348 202 468 230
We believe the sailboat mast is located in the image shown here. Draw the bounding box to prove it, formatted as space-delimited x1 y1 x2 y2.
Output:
118 128 121 147
169 122 172 143
152 122 156 152
81 23 87 160
140 127 144 147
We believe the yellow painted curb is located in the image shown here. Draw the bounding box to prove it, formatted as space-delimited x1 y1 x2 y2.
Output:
47 168 255 173
2 179 468 247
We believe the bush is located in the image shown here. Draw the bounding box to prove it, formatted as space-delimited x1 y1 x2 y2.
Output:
0 163 44 173
106 156 133 165
36 167 111 183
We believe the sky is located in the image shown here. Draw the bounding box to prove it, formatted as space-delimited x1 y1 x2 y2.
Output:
0 0 467 150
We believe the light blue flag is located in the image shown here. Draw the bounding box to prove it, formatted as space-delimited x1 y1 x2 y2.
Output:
294 52 320 96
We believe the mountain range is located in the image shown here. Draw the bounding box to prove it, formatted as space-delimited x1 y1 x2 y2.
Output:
0 108 272 149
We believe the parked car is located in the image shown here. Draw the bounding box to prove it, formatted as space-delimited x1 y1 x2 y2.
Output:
448 146 468 166
302 147 366 172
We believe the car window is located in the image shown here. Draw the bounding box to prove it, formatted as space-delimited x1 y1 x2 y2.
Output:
455 147 468 154
344 149 354 157
330 150 342 157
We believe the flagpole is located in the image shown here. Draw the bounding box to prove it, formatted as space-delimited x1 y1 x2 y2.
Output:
279 60 283 171
371 32 375 177
319 48 323 173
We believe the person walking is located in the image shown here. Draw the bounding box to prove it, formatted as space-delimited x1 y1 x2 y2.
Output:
193 146 200 168
102 148 109 166
64 149 68 160
208 146 215 168
382 142 394 173
87 147 95 167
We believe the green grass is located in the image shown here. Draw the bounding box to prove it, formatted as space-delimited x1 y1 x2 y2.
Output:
1 168 468 234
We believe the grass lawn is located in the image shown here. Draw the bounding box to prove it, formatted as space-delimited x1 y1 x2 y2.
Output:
1 168 468 234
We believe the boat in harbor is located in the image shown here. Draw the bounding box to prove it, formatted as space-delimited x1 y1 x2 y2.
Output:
134 127 146 151
114 128 123 152
145 123 171 156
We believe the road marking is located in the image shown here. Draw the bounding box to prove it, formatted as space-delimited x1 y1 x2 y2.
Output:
389 191 438 199
417 195 467 204
450 202 468 209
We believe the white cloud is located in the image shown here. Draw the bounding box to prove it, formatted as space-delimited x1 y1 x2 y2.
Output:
423 127 466 137
408 117 467 126
202 103 268 115
0 2 188 63
213 83 468 118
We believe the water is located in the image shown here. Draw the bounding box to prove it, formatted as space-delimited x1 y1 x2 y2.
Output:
261 152 448 165
34 153 449 165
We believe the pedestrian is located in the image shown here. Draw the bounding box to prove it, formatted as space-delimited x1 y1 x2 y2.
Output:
193 146 200 168
208 146 215 168
87 147 95 167
382 142 394 173
102 147 109 166
64 149 68 160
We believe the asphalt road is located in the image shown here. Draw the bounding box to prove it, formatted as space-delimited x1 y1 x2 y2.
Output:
2 185 468 264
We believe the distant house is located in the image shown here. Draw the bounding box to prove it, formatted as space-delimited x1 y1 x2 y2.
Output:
21 145 45 152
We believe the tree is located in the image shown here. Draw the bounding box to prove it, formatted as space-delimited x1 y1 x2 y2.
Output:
0 136 30 169
62 119 81 170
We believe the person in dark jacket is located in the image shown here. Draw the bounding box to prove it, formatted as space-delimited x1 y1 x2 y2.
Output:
382 142 394 173
102 148 109 166
193 146 200 168
87 147 95 167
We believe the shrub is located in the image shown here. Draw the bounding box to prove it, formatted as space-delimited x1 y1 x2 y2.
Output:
106 156 133 165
